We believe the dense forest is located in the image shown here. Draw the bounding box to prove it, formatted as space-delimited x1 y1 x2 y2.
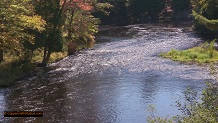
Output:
95 0 191 24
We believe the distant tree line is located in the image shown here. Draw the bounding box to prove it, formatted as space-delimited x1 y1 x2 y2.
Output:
94 0 191 25
94 0 218 39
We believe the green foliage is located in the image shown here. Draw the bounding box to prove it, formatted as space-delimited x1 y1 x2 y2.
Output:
192 11 218 31
147 83 218 123
0 61 36 87
102 0 129 24
33 0 106 65
181 82 218 123
95 2 113 15
176 88 198 117
0 0 109 84
70 10 100 49
192 0 218 19
96 0 193 24
0 0 45 57
127 0 166 22
31 49 68 63
147 105 174 123
33 0 66 65
201 83 218 118
0 50 67 87
160 41 218 64
147 63 218 123
192 0 218 36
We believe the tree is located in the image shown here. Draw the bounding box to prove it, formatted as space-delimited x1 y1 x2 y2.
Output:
95 0 166 24
195 0 218 19
0 50 3 62
66 9 100 53
33 0 110 64
193 11 218 31
192 0 218 36
0 0 45 62
33 0 67 65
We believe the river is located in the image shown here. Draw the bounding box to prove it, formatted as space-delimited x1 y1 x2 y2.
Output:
0 23 214 123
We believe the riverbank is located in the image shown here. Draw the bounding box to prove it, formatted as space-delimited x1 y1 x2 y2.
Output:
0 61 35 87
160 41 218 65
0 52 68 87
98 21 193 31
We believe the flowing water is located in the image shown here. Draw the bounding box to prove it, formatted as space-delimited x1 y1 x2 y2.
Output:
0 23 214 123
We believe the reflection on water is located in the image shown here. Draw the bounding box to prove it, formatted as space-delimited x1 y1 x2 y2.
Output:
0 23 214 123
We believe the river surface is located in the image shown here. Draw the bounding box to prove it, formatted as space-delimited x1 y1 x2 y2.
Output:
0 23 214 123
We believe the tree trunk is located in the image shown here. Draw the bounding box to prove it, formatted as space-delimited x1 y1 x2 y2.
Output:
41 48 51 66
41 47 47 66
0 49 3 62
67 42 77 55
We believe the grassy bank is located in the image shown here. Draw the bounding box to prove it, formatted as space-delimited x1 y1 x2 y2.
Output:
0 51 68 87
160 41 218 64
31 50 68 63
0 61 35 87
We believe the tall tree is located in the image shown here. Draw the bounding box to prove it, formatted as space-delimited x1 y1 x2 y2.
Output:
63 0 98 54
0 50 3 62
34 0 110 64
33 0 69 65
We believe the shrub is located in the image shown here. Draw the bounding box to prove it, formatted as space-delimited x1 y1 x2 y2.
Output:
147 83 218 123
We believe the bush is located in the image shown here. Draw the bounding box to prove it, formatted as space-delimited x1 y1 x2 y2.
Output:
181 83 218 123
147 83 218 123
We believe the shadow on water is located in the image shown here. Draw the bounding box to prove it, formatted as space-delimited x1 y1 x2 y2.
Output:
0 23 215 123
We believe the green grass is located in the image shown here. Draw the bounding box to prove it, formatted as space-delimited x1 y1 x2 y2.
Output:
160 41 218 64
0 61 36 87
31 49 68 63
